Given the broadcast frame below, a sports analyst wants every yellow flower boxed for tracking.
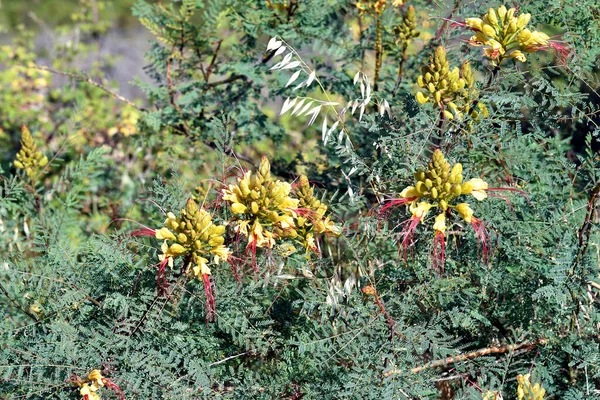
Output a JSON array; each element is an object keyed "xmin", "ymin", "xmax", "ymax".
[
  {"xmin": 399, "ymin": 186, "xmax": 418, "ymax": 198},
  {"xmin": 465, "ymin": 178, "xmax": 489, "ymax": 200},
  {"xmin": 517, "ymin": 374, "xmax": 546, "ymax": 400},
  {"xmin": 87, "ymin": 370, "xmax": 105, "ymax": 390},
  {"xmin": 410, "ymin": 201, "xmax": 433, "ymax": 219},
  {"xmin": 192, "ymin": 257, "xmax": 211, "ymax": 277},
  {"xmin": 456, "ymin": 203, "xmax": 474, "ymax": 223},
  {"xmin": 80, "ymin": 383, "xmax": 101, "ymax": 400},
  {"xmin": 464, "ymin": 6, "xmax": 552, "ymax": 64},
  {"xmin": 433, "ymin": 213, "xmax": 446, "ymax": 233}
]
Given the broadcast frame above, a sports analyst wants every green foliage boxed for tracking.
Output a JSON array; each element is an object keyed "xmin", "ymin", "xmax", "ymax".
[{"xmin": 1, "ymin": 1, "xmax": 600, "ymax": 399}]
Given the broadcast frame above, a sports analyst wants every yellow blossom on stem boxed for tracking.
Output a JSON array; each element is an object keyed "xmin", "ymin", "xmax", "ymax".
[
  {"xmin": 222, "ymin": 156, "xmax": 299, "ymax": 264},
  {"xmin": 13, "ymin": 125, "xmax": 48, "ymax": 182},
  {"xmin": 152, "ymin": 198, "xmax": 230, "ymax": 320},
  {"xmin": 382, "ymin": 149, "xmax": 518, "ymax": 270},
  {"xmin": 517, "ymin": 374, "xmax": 546, "ymax": 400},
  {"xmin": 286, "ymin": 174, "xmax": 341, "ymax": 253},
  {"xmin": 463, "ymin": 5, "xmax": 561, "ymax": 65}
]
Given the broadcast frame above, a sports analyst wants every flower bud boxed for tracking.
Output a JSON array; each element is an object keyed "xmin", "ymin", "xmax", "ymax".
[
  {"xmin": 486, "ymin": 8, "xmax": 498, "ymax": 26},
  {"xmin": 156, "ymin": 227, "xmax": 176, "ymax": 241},
  {"xmin": 231, "ymin": 203, "xmax": 248, "ymax": 214},
  {"xmin": 416, "ymin": 92, "xmax": 429, "ymax": 104}
]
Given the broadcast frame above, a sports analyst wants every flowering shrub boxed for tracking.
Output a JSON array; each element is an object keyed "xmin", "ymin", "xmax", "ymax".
[{"xmin": 1, "ymin": 1, "xmax": 599, "ymax": 399}]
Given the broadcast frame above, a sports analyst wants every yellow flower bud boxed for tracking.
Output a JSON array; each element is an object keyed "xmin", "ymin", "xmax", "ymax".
[
  {"xmin": 465, "ymin": 17, "xmax": 484, "ymax": 31},
  {"xmin": 517, "ymin": 13, "xmax": 531, "ymax": 29},
  {"xmin": 169, "ymin": 243, "xmax": 186, "ymax": 256},
  {"xmin": 497, "ymin": 5, "xmax": 507, "ymax": 21},
  {"xmin": 400, "ymin": 186, "xmax": 418, "ymax": 198},
  {"xmin": 482, "ymin": 24, "xmax": 496, "ymax": 38},
  {"xmin": 416, "ymin": 92, "xmax": 429, "ymax": 104},
  {"xmin": 231, "ymin": 202, "xmax": 248, "ymax": 214},
  {"xmin": 156, "ymin": 227, "xmax": 176, "ymax": 241}
]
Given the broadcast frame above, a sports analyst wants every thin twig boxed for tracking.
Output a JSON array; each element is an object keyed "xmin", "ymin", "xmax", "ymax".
[
  {"xmin": 205, "ymin": 40, "xmax": 223, "ymax": 81},
  {"xmin": 0, "ymin": 282, "xmax": 38, "ymax": 322},
  {"xmin": 29, "ymin": 64, "xmax": 140, "ymax": 110},
  {"xmin": 208, "ymin": 351, "xmax": 251, "ymax": 367},
  {"xmin": 385, "ymin": 339, "xmax": 548, "ymax": 376}
]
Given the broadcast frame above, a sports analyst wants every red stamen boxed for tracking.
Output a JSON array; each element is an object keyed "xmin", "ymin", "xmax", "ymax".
[
  {"xmin": 432, "ymin": 231, "xmax": 445, "ymax": 275},
  {"xmin": 487, "ymin": 187, "xmax": 529, "ymax": 199},
  {"xmin": 202, "ymin": 273, "xmax": 216, "ymax": 322},
  {"xmin": 246, "ymin": 237, "xmax": 259, "ymax": 274},
  {"xmin": 470, "ymin": 218, "xmax": 490, "ymax": 263},
  {"xmin": 129, "ymin": 228, "xmax": 156, "ymax": 237},
  {"xmin": 103, "ymin": 379, "xmax": 125, "ymax": 400},
  {"xmin": 398, "ymin": 216, "xmax": 421, "ymax": 258},
  {"xmin": 157, "ymin": 258, "xmax": 170, "ymax": 296},
  {"xmin": 378, "ymin": 198, "xmax": 417, "ymax": 229}
]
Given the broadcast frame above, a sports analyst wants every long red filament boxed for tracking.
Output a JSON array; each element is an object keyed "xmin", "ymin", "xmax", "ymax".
[
  {"xmin": 471, "ymin": 218, "xmax": 490, "ymax": 264},
  {"xmin": 432, "ymin": 231, "xmax": 445, "ymax": 275},
  {"xmin": 202, "ymin": 273, "xmax": 216, "ymax": 322}
]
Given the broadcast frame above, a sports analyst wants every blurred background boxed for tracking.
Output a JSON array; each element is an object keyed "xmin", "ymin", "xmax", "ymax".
[{"xmin": 0, "ymin": 0, "xmax": 149, "ymax": 99}]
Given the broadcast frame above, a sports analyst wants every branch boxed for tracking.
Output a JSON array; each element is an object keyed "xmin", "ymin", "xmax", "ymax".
[
  {"xmin": 384, "ymin": 339, "xmax": 548, "ymax": 376},
  {"xmin": 0, "ymin": 282, "xmax": 38, "ymax": 322},
  {"xmin": 205, "ymin": 40, "xmax": 223, "ymax": 81},
  {"xmin": 205, "ymin": 74, "xmax": 247, "ymax": 88},
  {"xmin": 29, "ymin": 64, "xmax": 141, "ymax": 110},
  {"xmin": 573, "ymin": 183, "xmax": 600, "ymax": 272}
]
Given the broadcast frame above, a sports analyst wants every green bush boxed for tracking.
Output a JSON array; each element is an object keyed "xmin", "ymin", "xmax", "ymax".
[{"xmin": 1, "ymin": 1, "xmax": 599, "ymax": 399}]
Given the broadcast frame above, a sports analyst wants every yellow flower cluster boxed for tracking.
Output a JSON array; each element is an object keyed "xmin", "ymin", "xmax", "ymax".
[
  {"xmin": 386, "ymin": 149, "xmax": 491, "ymax": 271},
  {"xmin": 465, "ymin": 5, "xmax": 550, "ymax": 64},
  {"xmin": 73, "ymin": 370, "xmax": 117, "ymax": 400},
  {"xmin": 155, "ymin": 198, "xmax": 230, "ymax": 279},
  {"xmin": 356, "ymin": 0, "xmax": 402, "ymax": 15},
  {"xmin": 517, "ymin": 374, "xmax": 546, "ymax": 400},
  {"xmin": 222, "ymin": 156, "xmax": 298, "ymax": 250},
  {"xmin": 13, "ymin": 125, "xmax": 48, "ymax": 181},
  {"xmin": 107, "ymin": 106, "xmax": 140, "ymax": 137},
  {"xmin": 222, "ymin": 157, "xmax": 340, "ymax": 256},
  {"xmin": 416, "ymin": 46, "xmax": 489, "ymax": 123},
  {"xmin": 399, "ymin": 149, "xmax": 488, "ymax": 225},
  {"xmin": 394, "ymin": 5, "xmax": 420, "ymax": 44},
  {"xmin": 288, "ymin": 175, "xmax": 341, "ymax": 252}
]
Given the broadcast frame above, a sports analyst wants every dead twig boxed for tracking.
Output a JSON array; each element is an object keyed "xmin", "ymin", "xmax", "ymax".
[{"xmin": 384, "ymin": 339, "xmax": 548, "ymax": 376}]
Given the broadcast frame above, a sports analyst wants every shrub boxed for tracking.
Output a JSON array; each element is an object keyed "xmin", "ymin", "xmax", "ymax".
[{"xmin": 1, "ymin": 1, "xmax": 599, "ymax": 399}]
